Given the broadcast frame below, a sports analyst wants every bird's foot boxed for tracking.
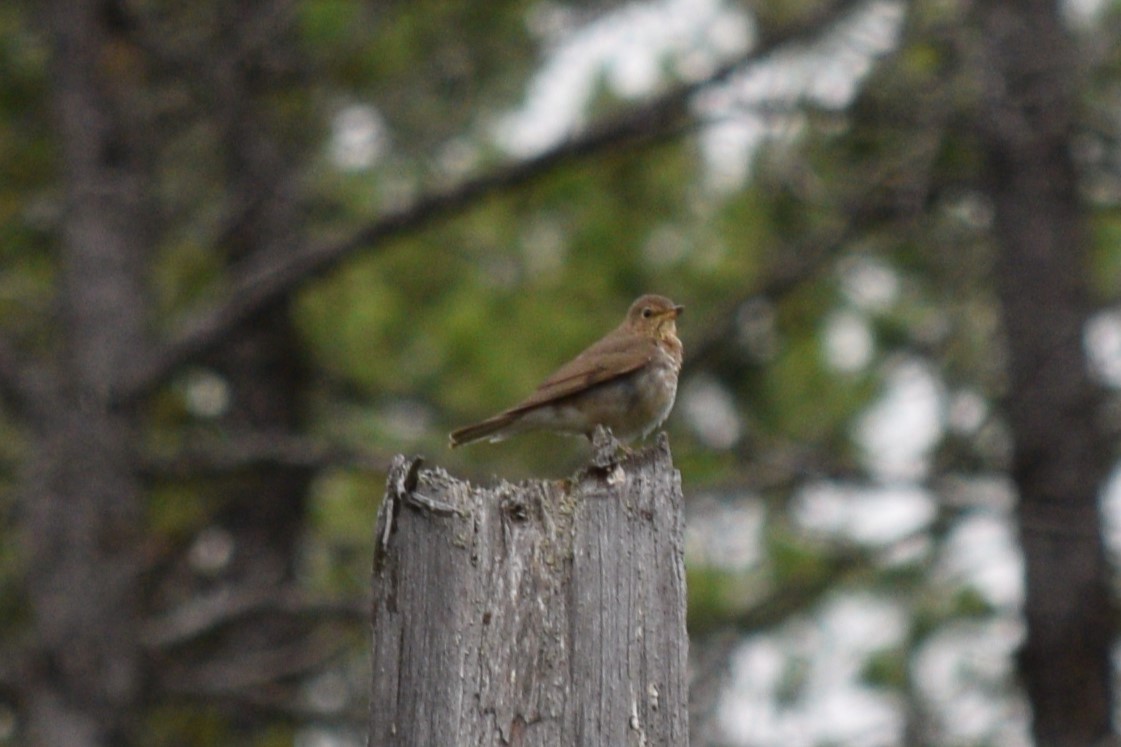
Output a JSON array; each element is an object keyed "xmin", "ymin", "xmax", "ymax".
[{"xmin": 590, "ymin": 425, "xmax": 627, "ymax": 469}]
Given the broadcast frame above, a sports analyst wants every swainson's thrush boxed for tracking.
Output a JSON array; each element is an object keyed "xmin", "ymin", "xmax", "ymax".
[{"xmin": 449, "ymin": 294, "xmax": 684, "ymax": 447}]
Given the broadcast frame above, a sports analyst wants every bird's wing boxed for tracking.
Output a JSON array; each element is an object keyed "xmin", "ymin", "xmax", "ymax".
[{"xmin": 503, "ymin": 328, "xmax": 654, "ymax": 415}]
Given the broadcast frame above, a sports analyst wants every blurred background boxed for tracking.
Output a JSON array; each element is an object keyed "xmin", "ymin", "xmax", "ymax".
[{"xmin": 3, "ymin": 0, "xmax": 1121, "ymax": 745}]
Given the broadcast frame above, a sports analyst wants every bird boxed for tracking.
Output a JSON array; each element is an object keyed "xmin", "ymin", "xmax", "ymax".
[{"xmin": 449, "ymin": 294, "xmax": 684, "ymax": 447}]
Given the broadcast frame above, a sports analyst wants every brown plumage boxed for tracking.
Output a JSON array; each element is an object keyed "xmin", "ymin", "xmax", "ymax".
[{"xmin": 449, "ymin": 294, "xmax": 684, "ymax": 447}]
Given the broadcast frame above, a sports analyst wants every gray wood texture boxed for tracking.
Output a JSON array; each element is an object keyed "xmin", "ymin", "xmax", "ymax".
[{"xmin": 369, "ymin": 435, "xmax": 688, "ymax": 746}]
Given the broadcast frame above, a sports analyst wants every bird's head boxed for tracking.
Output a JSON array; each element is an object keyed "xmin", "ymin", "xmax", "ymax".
[{"xmin": 627, "ymin": 294, "xmax": 684, "ymax": 339}]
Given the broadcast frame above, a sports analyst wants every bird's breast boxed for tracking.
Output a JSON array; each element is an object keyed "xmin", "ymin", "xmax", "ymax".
[
  {"xmin": 515, "ymin": 340, "xmax": 681, "ymax": 441},
  {"xmin": 635, "ymin": 344, "xmax": 680, "ymax": 433}
]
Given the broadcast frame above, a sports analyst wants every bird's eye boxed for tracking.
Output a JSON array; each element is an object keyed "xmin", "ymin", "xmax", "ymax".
[{"xmin": 642, "ymin": 307, "xmax": 653, "ymax": 318}]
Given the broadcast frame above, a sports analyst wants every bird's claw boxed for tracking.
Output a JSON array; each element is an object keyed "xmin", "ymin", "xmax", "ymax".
[{"xmin": 590, "ymin": 425, "xmax": 625, "ymax": 469}]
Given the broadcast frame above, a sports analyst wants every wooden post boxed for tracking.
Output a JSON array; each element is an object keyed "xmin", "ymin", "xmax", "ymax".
[{"xmin": 369, "ymin": 433, "xmax": 688, "ymax": 746}]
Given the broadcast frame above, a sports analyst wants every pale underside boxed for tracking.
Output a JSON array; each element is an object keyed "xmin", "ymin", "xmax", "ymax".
[
  {"xmin": 449, "ymin": 299, "xmax": 683, "ymax": 447},
  {"xmin": 486, "ymin": 344, "xmax": 680, "ymax": 443}
]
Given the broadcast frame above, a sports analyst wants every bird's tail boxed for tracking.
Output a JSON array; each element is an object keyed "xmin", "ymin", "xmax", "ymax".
[{"xmin": 448, "ymin": 413, "xmax": 519, "ymax": 448}]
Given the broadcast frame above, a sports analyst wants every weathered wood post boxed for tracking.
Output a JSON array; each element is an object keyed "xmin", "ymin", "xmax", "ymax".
[{"xmin": 369, "ymin": 433, "xmax": 688, "ymax": 746}]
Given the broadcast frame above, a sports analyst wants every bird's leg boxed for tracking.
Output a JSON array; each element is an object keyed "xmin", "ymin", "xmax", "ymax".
[{"xmin": 589, "ymin": 425, "xmax": 627, "ymax": 469}]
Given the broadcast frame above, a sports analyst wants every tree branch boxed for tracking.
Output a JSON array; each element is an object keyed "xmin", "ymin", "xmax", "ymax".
[
  {"xmin": 141, "ymin": 430, "xmax": 393, "ymax": 478},
  {"xmin": 686, "ymin": 216, "xmax": 857, "ymax": 369},
  {"xmin": 0, "ymin": 336, "xmax": 54, "ymax": 418},
  {"xmin": 161, "ymin": 684, "xmax": 367, "ymax": 727},
  {"xmin": 113, "ymin": 0, "xmax": 873, "ymax": 405},
  {"xmin": 142, "ymin": 585, "xmax": 366, "ymax": 650},
  {"xmin": 169, "ymin": 634, "xmax": 350, "ymax": 691},
  {"xmin": 0, "ymin": 336, "xmax": 26, "ymax": 401},
  {"xmin": 0, "ymin": 644, "xmax": 22, "ymax": 702}
]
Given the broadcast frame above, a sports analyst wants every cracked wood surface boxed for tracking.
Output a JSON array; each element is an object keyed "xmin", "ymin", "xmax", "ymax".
[{"xmin": 369, "ymin": 437, "xmax": 688, "ymax": 746}]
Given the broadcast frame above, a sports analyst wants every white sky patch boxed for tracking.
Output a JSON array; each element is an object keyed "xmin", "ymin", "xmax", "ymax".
[
  {"xmin": 181, "ymin": 367, "xmax": 231, "ymax": 419},
  {"xmin": 839, "ymin": 255, "xmax": 900, "ymax": 312},
  {"xmin": 1084, "ymin": 308, "xmax": 1121, "ymax": 387},
  {"xmin": 188, "ymin": 526, "xmax": 235, "ymax": 575},
  {"xmin": 496, "ymin": 0, "xmax": 750, "ymax": 157},
  {"xmin": 936, "ymin": 513, "xmax": 1024, "ymax": 611},
  {"xmin": 911, "ymin": 619, "xmax": 1028, "ymax": 747},
  {"xmin": 1063, "ymin": 0, "xmax": 1110, "ymax": 26},
  {"xmin": 856, "ymin": 359, "xmax": 944, "ymax": 481},
  {"xmin": 715, "ymin": 10, "xmax": 890, "ymax": 112},
  {"xmin": 791, "ymin": 482, "xmax": 936, "ymax": 546},
  {"xmin": 496, "ymin": 0, "xmax": 903, "ymax": 187},
  {"xmin": 946, "ymin": 388, "xmax": 989, "ymax": 435},
  {"xmin": 682, "ymin": 374, "xmax": 743, "ymax": 449},
  {"xmin": 1095, "ymin": 464, "xmax": 1121, "ymax": 570},
  {"xmin": 686, "ymin": 498, "xmax": 765, "ymax": 571},
  {"xmin": 823, "ymin": 309, "xmax": 874, "ymax": 373},
  {"xmin": 719, "ymin": 594, "xmax": 906, "ymax": 747},
  {"xmin": 693, "ymin": 1, "xmax": 904, "ymax": 189},
  {"xmin": 329, "ymin": 103, "xmax": 388, "ymax": 171},
  {"xmin": 690, "ymin": 103, "xmax": 771, "ymax": 190}
]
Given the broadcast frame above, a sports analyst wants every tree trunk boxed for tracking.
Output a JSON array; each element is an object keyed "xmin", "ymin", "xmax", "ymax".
[
  {"xmin": 24, "ymin": 2, "xmax": 151, "ymax": 744},
  {"xmin": 369, "ymin": 437, "xmax": 689, "ymax": 746},
  {"xmin": 975, "ymin": 2, "xmax": 1115, "ymax": 744}
]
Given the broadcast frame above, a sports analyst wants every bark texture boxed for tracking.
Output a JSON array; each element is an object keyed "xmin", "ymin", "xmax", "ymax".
[
  {"xmin": 975, "ymin": 2, "xmax": 1115, "ymax": 744},
  {"xmin": 369, "ymin": 436, "xmax": 688, "ymax": 746},
  {"xmin": 25, "ymin": 3, "xmax": 149, "ymax": 744}
]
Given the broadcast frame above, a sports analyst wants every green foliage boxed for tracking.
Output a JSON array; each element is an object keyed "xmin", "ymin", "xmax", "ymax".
[
  {"xmin": 0, "ymin": 5, "xmax": 54, "ymax": 344},
  {"xmin": 862, "ymin": 647, "xmax": 907, "ymax": 689},
  {"xmin": 300, "ymin": 0, "xmax": 539, "ymax": 153},
  {"xmin": 1091, "ymin": 209, "xmax": 1121, "ymax": 297},
  {"xmin": 7, "ymin": 0, "xmax": 1121, "ymax": 743},
  {"xmin": 143, "ymin": 706, "xmax": 295, "ymax": 747},
  {"xmin": 304, "ymin": 469, "xmax": 379, "ymax": 592},
  {"xmin": 687, "ymin": 564, "xmax": 767, "ymax": 633},
  {"xmin": 148, "ymin": 483, "xmax": 211, "ymax": 539}
]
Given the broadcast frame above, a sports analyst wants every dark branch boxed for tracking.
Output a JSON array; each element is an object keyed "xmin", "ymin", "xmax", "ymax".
[
  {"xmin": 115, "ymin": 101, "xmax": 691, "ymax": 404},
  {"xmin": 141, "ymin": 430, "xmax": 393, "ymax": 478},
  {"xmin": 685, "ymin": 217, "xmax": 855, "ymax": 369},
  {"xmin": 0, "ymin": 336, "xmax": 25, "ymax": 401},
  {"xmin": 687, "ymin": 544, "xmax": 881, "ymax": 637},
  {"xmin": 0, "ymin": 336, "xmax": 54, "ymax": 418},
  {"xmin": 0, "ymin": 645, "xmax": 22, "ymax": 702},
  {"xmin": 686, "ymin": 163, "xmax": 930, "ymax": 370},
  {"xmin": 142, "ymin": 585, "xmax": 366, "ymax": 650},
  {"xmin": 169, "ymin": 635, "xmax": 349, "ymax": 690},
  {"xmin": 113, "ymin": 0, "xmax": 873, "ymax": 404},
  {"xmin": 161, "ymin": 683, "xmax": 367, "ymax": 728}
]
